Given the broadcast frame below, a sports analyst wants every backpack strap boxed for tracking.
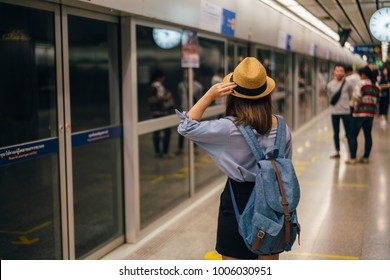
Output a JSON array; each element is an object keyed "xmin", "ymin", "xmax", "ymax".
[
  {"xmin": 274, "ymin": 115, "xmax": 287, "ymax": 158},
  {"xmin": 271, "ymin": 159, "xmax": 291, "ymax": 245},
  {"xmin": 228, "ymin": 179, "xmax": 241, "ymax": 220},
  {"xmin": 237, "ymin": 125, "xmax": 265, "ymax": 161}
]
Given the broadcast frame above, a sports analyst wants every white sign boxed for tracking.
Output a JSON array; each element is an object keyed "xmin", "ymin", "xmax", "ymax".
[{"xmin": 199, "ymin": 0, "xmax": 222, "ymax": 34}]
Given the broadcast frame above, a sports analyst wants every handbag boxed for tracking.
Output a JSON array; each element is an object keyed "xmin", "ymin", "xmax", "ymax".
[{"xmin": 330, "ymin": 79, "xmax": 346, "ymax": 105}]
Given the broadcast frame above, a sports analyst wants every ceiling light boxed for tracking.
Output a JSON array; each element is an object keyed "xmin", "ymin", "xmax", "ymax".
[{"xmin": 259, "ymin": 0, "xmax": 343, "ymax": 45}]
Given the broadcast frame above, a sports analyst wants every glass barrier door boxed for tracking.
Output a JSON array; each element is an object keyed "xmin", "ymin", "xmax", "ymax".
[
  {"xmin": 62, "ymin": 10, "xmax": 123, "ymax": 259},
  {"xmin": 0, "ymin": 2, "xmax": 124, "ymax": 260},
  {"xmin": 0, "ymin": 2, "xmax": 62, "ymax": 259}
]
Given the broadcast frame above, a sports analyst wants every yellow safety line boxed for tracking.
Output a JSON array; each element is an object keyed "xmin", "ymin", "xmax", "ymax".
[
  {"xmin": 294, "ymin": 161, "xmax": 309, "ymax": 165},
  {"xmin": 150, "ymin": 176, "xmax": 164, "ymax": 184},
  {"xmin": 284, "ymin": 251, "xmax": 359, "ymax": 260},
  {"xmin": 200, "ymin": 156, "xmax": 212, "ymax": 163},
  {"xmin": 11, "ymin": 236, "xmax": 40, "ymax": 245},
  {"xmin": 168, "ymin": 173, "xmax": 186, "ymax": 179},
  {"xmin": 0, "ymin": 221, "xmax": 52, "ymax": 235},
  {"xmin": 295, "ymin": 166, "xmax": 306, "ymax": 171},
  {"xmin": 204, "ymin": 251, "xmax": 222, "ymax": 260}
]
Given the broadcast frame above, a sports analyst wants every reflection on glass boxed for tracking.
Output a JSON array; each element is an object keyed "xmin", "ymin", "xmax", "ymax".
[
  {"xmin": 68, "ymin": 16, "xmax": 120, "ymax": 132},
  {"xmin": 0, "ymin": 155, "xmax": 62, "ymax": 259},
  {"xmin": 0, "ymin": 3, "xmax": 57, "ymax": 147},
  {"xmin": 194, "ymin": 116, "xmax": 224, "ymax": 192},
  {"xmin": 68, "ymin": 15, "xmax": 123, "ymax": 259},
  {"xmin": 136, "ymin": 25, "xmax": 181, "ymax": 122},
  {"xmin": 227, "ymin": 43, "xmax": 235, "ymax": 73},
  {"xmin": 237, "ymin": 45, "xmax": 247, "ymax": 66},
  {"xmin": 227, "ymin": 43, "xmax": 248, "ymax": 73},
  {"xmin": 72, "ymin": 139, "xmax": 123, "ymax": 258},
  {"xmin": 0, "ymin": 3, "xmax": 61, "ymax": 260},
  {"xmin": 198, "ymin": 37, "xmax": 225, "ymax": 96},
  {"xmin": 139, "ymin": 129, "xmax": 190, "ymax": 228},
  {"xmin": 297, "ymin": 55, "xmax": 314, "ymax": 127},
  {"xmin": 317, "ymin": 59, "xmax": 330, "ymax": 113},
  {"xmin": 257, "ymin": 48, "xmax": 292, "ymax": 127}
]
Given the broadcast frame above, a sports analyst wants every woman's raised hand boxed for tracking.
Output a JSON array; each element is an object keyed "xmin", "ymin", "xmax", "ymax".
[{"xmin": 205, "ymin": 82, "xmax": 236, "ymax": 100}]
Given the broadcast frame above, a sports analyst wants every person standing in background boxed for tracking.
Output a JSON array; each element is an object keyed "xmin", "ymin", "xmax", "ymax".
[
  {"xmin": 378, "ymin": 65, "xmax": 390, "ymax": 127},
  {"xmin": 147, "ymin": 69, "xmax": 174, "ymax": 158},
  {"xmin": 346, "ymin": 66, "xmax": 380, "ymax": 165},
  {"xmin": 345, "ymin": 65, "xmax": 360, "ymax": 86},
  {"xmin": 326, "ymin": 64, "xmax": 354, "ymax": 159},
  {"xmin": 345, "ymin": 65, "xmax": 360, "ymax": 116}
]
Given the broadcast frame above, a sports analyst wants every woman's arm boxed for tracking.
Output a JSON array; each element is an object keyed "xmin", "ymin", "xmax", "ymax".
[
  {"xmin": 380, "ymin": 82, "xmax": 390, "ymax": 90},
  {"xmin": 187, "ymin": 82, "xmax": 236, "ymax": 120}
]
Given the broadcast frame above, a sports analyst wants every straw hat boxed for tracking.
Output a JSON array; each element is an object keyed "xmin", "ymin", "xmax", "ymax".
[{"xmin": 223, "ymin": 57, "xmax": 275, "ymax": 99}]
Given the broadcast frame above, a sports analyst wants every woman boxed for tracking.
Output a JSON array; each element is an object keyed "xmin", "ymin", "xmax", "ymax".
[
  {"xmin": 379, "ymin": 66, "xmax": 390, "ymax": 127},
  {"xmin": 177, "ymin": 57, "xmax": 292, "ymax": 260}
]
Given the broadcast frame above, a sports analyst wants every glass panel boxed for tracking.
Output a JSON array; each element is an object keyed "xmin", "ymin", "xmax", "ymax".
[
  {"xmin": 136, "ymin": 25, "xmax": 181, "ymax": 122},
  {"xmin": 0, "ymin": 3, "xmax": 61, "ymax": 260},
  {"xmin": 227, "ymin": 43, "xmax": 248, "ymax": 74},
  {"xmin": 72, "ymin": 139, "xmax": 123, "ymax": 258},
  {"xmin": 0, "ymin": 155, "xmax": 61, "ymax": 260},
  {"xmin": 67, "ymin": 15, "xmax": 123, "ymax": 259},
  {"xmin": 236, "ymin": 45, "xmax": 247, "ymax": 66},
  {"xmin": 256, "ymin": 48, "xmax": 293, "ymax": 127},
  {"xmin": 317, "ymin": 59, "xmax": 330, "ymax": 113},
  {"xmin": 0, "ymin": 3, "xmax": 57, "ymax": 147},
  {"xmin": 198, "ymin": 37, "xmax": 225, "ymax": 96},
  {"xmin": 227, "ymin": 43, "xmax": 234, "ymax": 73},
  {"xmin": 68, "ymin": 16, "xmax": 120, "ymax": 131},
  {"xmin": 139, "ymin": 128, "xmax": 190, "ymax": 228},
  {"xmin": 194, "ymin": 37, "xmax": 225, "ymax": 191},
  {"xmin": 194, "ymin": 118, "xmax": 224, "ymax": 192},
  {"xmin": 297, "ymin": 55, "xmax": 314, "ymax": 127}
]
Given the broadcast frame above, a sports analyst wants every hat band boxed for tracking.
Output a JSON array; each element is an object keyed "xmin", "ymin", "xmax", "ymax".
[{"xmin": 230, "ymin": 75, "xmax": 267, "ymax": 96}]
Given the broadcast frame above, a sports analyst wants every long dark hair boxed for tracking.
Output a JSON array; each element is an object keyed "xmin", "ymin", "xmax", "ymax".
[
  {"xmin": 224, "ymin": 94, "xmax": 273, "ymax": 134},
  {"xmin": 381, "ymin": 66, "xmax": 389, "ymax": 81}
]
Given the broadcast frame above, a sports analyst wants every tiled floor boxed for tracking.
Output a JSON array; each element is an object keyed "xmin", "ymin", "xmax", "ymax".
[{"xmin": 104, "ymin": 111, "xmax": 390, "ymax": 260}]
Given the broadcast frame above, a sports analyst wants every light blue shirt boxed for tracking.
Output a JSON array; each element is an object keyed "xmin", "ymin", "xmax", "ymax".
[{"xmin": 176, "ymin": 110, "xmax": 292, "ymax": 182}]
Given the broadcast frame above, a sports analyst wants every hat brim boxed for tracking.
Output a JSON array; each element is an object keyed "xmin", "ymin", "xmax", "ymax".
[{"xmin": 223, "ymin": 72, "xmax": 275, "ymax": 99}]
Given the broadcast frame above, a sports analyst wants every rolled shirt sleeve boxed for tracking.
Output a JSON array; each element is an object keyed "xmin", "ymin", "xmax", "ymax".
[{"xmin": 176, "ymin": 110, "xmax": 230, "ymax": 160}]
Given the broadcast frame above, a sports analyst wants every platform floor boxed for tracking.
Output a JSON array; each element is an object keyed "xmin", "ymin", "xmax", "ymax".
[{"xmin": 105, "ymin": 111, "xmax": 390, "ymax": 260}]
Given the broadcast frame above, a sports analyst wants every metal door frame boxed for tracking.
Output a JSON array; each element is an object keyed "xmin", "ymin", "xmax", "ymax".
[
  {"xmin": 61, "ymin": 5, "xmax": 122, "ymax": 260},
  {"xmin": 1, "ymin": 0, "xmax": 124, "ymax": 259},
  {"xmin": 0, "ymin": 0, "xmax": 69, "ymax": 259}
]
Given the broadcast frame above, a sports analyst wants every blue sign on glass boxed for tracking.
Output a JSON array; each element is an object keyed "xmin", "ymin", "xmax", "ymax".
[
  {"xmin": 0, "ymin": 138, "xmax": 59, "ymax": 166},
  {"xmin": 72, "ymin": 126, "xmax": 122, "ymax": 148},
  {"xmin": 221, "ymin": 9, "xmax": 236, "ymax": 36}
]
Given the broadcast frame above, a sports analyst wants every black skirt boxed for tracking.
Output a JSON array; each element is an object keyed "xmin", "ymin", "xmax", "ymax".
[{"xmin": 215, "ymin": 179, "xmax": 258, "ymax": 259}]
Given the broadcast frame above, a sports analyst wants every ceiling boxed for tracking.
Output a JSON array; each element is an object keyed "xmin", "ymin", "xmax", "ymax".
[{"xmin": 293, "ymin": 0, "xmax": 389, "ymax": 47}]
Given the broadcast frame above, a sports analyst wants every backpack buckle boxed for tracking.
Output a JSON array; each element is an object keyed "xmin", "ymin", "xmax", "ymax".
[{"xmin": 257, "ymin": 230, "xmax": 265, "ymax": 239}]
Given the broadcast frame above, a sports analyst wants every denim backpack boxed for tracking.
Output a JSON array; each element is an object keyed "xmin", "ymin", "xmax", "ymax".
[{"xmin": 229, "ymin": 115, "xmax": 301, "ymax": 255}]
